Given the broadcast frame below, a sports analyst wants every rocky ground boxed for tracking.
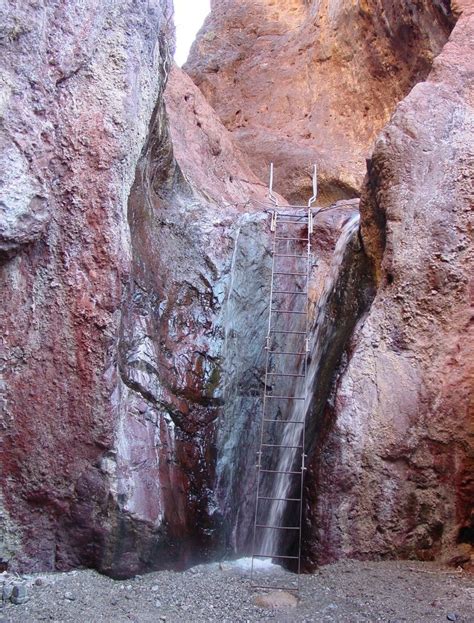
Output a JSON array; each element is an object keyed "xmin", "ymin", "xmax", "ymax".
[{"xmin": 0, "ymin": 559, "xmax": 472, "ymax": 623}]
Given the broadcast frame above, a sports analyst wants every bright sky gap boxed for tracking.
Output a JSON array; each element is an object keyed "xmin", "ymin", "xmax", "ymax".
[{"xmin": 174, "ymin": 0, "xmax": 211, "ymax": 66}]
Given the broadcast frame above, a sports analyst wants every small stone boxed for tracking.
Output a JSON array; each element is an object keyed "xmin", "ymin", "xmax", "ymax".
[
  {"xmin": 2, "ymin": 584, "xmax": 13, "ymax": 602},
  {"xmin": 155, "ymin": 599, "xmax": 162, "ymax": 608},
  {"xmin": 64, "ymin": 591, "xmax": 76, "ymax": 601},
  {"xmin": 11, "ymin": 584, "xmax": 28, "ymax": 605},
  {"xmin": 447, "ymin": 614, "xmax": 458, "ymax": 622},
  {"xmin": 160, "ymin": 617, "xmax": 166, "ymax": 622},
  {"xmin": 35, "ymin": 577, "xmax": 45, "ymax": 587},
  {"xmin": 254, "ymin": 591, "xmax": 298, "ymax": 609},
  {"xmin": 151, "ymin": 585, "xmax": 159, "ymax": 591}
]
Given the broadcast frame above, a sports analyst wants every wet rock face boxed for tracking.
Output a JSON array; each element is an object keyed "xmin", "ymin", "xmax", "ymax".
[
  {"xmin": 215, "ymin": 200, "xmax": 376, "ymax": 558},
  {"xmin": 1, "ymin": 0, "xmax": 471, "ymax": 579},
  {"xmin": 185, "ymin": 0, "xmax": 454, "ymax": 204},
  {"xmin": 0, "ymin": 0, "xmax": 175, "ymax": 572},
  {"xmin": 0, "ymin": 0, "xmax": 269, "ymax": 573},
  {"xmin": 106, "ymin": 65, "xmax": 270, "ymax": 577},
  {"xmin": 302, "ymin": 5, "xmax": 474, "ymax": 568}
]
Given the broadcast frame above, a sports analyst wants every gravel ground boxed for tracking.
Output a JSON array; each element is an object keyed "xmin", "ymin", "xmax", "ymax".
[{"xmin": 0, "ymin": 559, "xmax": 472, "ymax": 623}]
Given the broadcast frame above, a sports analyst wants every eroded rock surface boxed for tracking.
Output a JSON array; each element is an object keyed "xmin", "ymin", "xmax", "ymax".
[
  {"xmin": 0, "ymin": 0, "xmax": 176, "ymax": 573},
  {"xmin": 108, "ymin": 65, "xmax": 270, "ymax": 576},
  {"xmin": 303, "ymin": 3, "xmax": 474, "ymax": 569},
  {"xmin": 185, "ymin": 0, "xmax": 455, "ymax": 203},
  {"xmin": 0, "ymin": 0, "xmax": 472, "ymax": 579},
  {"xmin": 218, "ymin": 202, "xmax": 375, "ymax": 556},
  {"xmin": 0, "ymin": 0, "xmax": 272, "ymax": 571}
]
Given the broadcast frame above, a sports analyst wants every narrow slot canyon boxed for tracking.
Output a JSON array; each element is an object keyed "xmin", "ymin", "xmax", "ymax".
[{"xmin": 0, "ymin": 0, "xmax": 472, "ymax": 621}]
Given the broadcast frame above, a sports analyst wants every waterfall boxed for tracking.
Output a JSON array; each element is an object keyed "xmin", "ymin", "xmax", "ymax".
[{"xmin": 259, "ymin": 212, "xmax": 360, "ymax": 556}]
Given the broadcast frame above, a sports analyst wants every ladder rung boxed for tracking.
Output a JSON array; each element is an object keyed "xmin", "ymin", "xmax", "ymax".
[
  {"xmin": 265, "ymin": 395, "xmax": 305, "ymax": 400},
  {"xmin": 258, "ymin": 496, "xmax": 301, "ymax": 502},
  {"xmin": 252, "ymin": 554, "xmax": 300, "ymax": 560},
  {"xmin": 256, "ymin": 524, "xmax": 300, "ymax": 531},
  {"xmin": 272, "ymin": 290, "xmax": 307, "ymax": 295},
  {"xmin": 275, "ymin": 237, "xmax": 306, "ymax": 241},
  {"xmin": 275, "ymin": 213, "xmax": 308, "ymax": 219},
  {"xmin": 263, "ymin": 419, "xmax": 305, "ymax": 424},
  {"xmin": 274, "ymin": 254, "xmax": 307, "ymax": 258},
  {"xmin": 259, "ymin": 469, "xmax": 302, "ymax": 475},
  {"xmin": 276, "ymin": 220, "xmax": 307, "ymax": 224},
  {"xmin": 261, "ymin": 443, "xmax": 303, "ymax": 449},
  {"xmin": 271, "ymin": 309, "xmax": 306, "ymax": 315},
  {"xmin": 268, "ymin": 350, "xmax": 306, "ymax": 355},
  {"xmin": 273, "ymin": 271, "xmax": 307, "ymax": 275},
  {"xmin": 267, "ymin": 372, "xmax": 305, "ymax": 378},
  {"xmin": 270, "ymin": 329, "xmax": 306, "ymax": 335}
]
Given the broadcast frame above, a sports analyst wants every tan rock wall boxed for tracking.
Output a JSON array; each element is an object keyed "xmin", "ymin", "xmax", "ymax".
[{"xmin": 186, "ymin": 0, "xmax": 454, "ymax": 204}]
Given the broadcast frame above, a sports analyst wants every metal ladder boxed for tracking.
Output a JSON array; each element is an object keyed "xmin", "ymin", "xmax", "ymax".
[{"xmin": 250, "ymin": 165, "xmax": 316, "ymax": 593}]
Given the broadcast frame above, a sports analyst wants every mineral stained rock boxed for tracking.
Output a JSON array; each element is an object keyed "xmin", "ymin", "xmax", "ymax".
[
  {"xmin": 303, "ymin": 2, "xmax": 474, "ymax": 568},
  {"xmin": 0, "ymin": 0, "xmax": 472, "ymax": 578},
  {"xmin": 109, "ymin": 64, "xmax": 270, "ymax": 577},
  {"xmin": 185, "ymin": 0, "xmax": 455, "ymax": 204},
  {"xmin": 0, "ymin": 0, "xmax": 270, "ymax": 573},
  {"xmin": 218, "ymin": 201, "xmax": 375, "ymax": 556},
  {"xmin": 0, "ymin": 0, "xmax": 175, "ymax": 572}
]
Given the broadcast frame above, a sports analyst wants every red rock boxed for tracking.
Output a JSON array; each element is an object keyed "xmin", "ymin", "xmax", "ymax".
[
  {"xmin": 1, "ymin": 0, "xmax": 472, "ymax": 579},
  {"xmin": 302, "ymin": 2, "xmax": 474, "ymax": 569},
  {"xmin": 185, "ymin": 0, "xmax": 455, "ymax": 204},
  {"xmin": 0, "ymin": 4, "xmax": 269, "ymax": 572},
  {"xmin": 0, "ymin": 0, "xmax": 175, "ymax": 573}
]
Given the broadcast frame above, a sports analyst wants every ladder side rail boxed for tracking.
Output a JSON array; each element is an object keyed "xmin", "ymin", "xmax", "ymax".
[{"xmin": 296, "ymin": 208, "xmax": 312, "ymax": 590}]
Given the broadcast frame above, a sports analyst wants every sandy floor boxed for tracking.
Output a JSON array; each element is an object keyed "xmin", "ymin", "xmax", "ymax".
[{"xmin": 0, "ymin": 559, "xmax": 472, "ymax": 623}]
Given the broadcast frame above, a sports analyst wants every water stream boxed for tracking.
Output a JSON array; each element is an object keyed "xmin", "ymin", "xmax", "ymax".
[{"xmin": 259, "ymin": 212, "xmax": 360, "ymax": 556}]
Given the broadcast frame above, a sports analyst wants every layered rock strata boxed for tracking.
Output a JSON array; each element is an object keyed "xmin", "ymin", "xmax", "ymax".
[{"xmin": 185, "ymin": 0, "xmax": 455, "ymax": 204}]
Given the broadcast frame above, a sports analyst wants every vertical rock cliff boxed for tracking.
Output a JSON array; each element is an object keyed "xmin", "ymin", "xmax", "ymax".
[
  {"xmin": 0, "ymin": 0, "xmax": 174, "ymax": 572},
  {"xmin": 1, "ymin": 0, "xmax": 472, "ymax": 577},
  {"xmin": 109, "ymin": 65, "xmax": 270, "ymax": 576},
  {"xmin": 303, "ymin": 2, "xmax": 474, "ymax": 568},
  {"xmin": 185, "ymin": 0, "xmax": 455, "ymax": 203}
]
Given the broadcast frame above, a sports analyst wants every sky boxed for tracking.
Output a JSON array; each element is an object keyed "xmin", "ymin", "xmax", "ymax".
[{"xmin": 174, "ymin": 0, "xmax": 211, "ymax": 66}]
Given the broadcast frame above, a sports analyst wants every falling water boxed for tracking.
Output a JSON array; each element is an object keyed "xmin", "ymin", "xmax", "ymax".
[{"xmin": 259, "ymin": 212, "xmax": 360, "ymax": 555}]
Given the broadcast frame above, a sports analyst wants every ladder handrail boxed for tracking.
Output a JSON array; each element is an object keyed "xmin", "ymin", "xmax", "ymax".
[
  {"xmin": 268, "ymin": 162, "xmax": 279, "ymax": 206},
  {"xmin": 307, "ymin": 164, "xmax": 318, "ymax": 208}
]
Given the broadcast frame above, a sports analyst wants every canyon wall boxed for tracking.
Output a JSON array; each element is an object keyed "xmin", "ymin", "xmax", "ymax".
[
  {"xmin": 1, "ymin": 0, "xmax": 472, "ymax": 577},
  {"xmin": 0, "ymin": 0, "xmax": 268, "ymax": 576},
  {"xmin": 110, "ymin": 64, "xmax": 271, "ymax": 576},
  {"xmin": 303, "ymin": 2, "xmax": 474, "ymax": 568},
  {"xmin": 186, "ymin": 0, "xmax": 455, "ymax": 204},
  {"xmin": 0, "ymin": 0, "xmax": 174, "ymax": 573},
  {"xmin": 186, "ymin": 0, "xmax": 472, "ymax": 570}
]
